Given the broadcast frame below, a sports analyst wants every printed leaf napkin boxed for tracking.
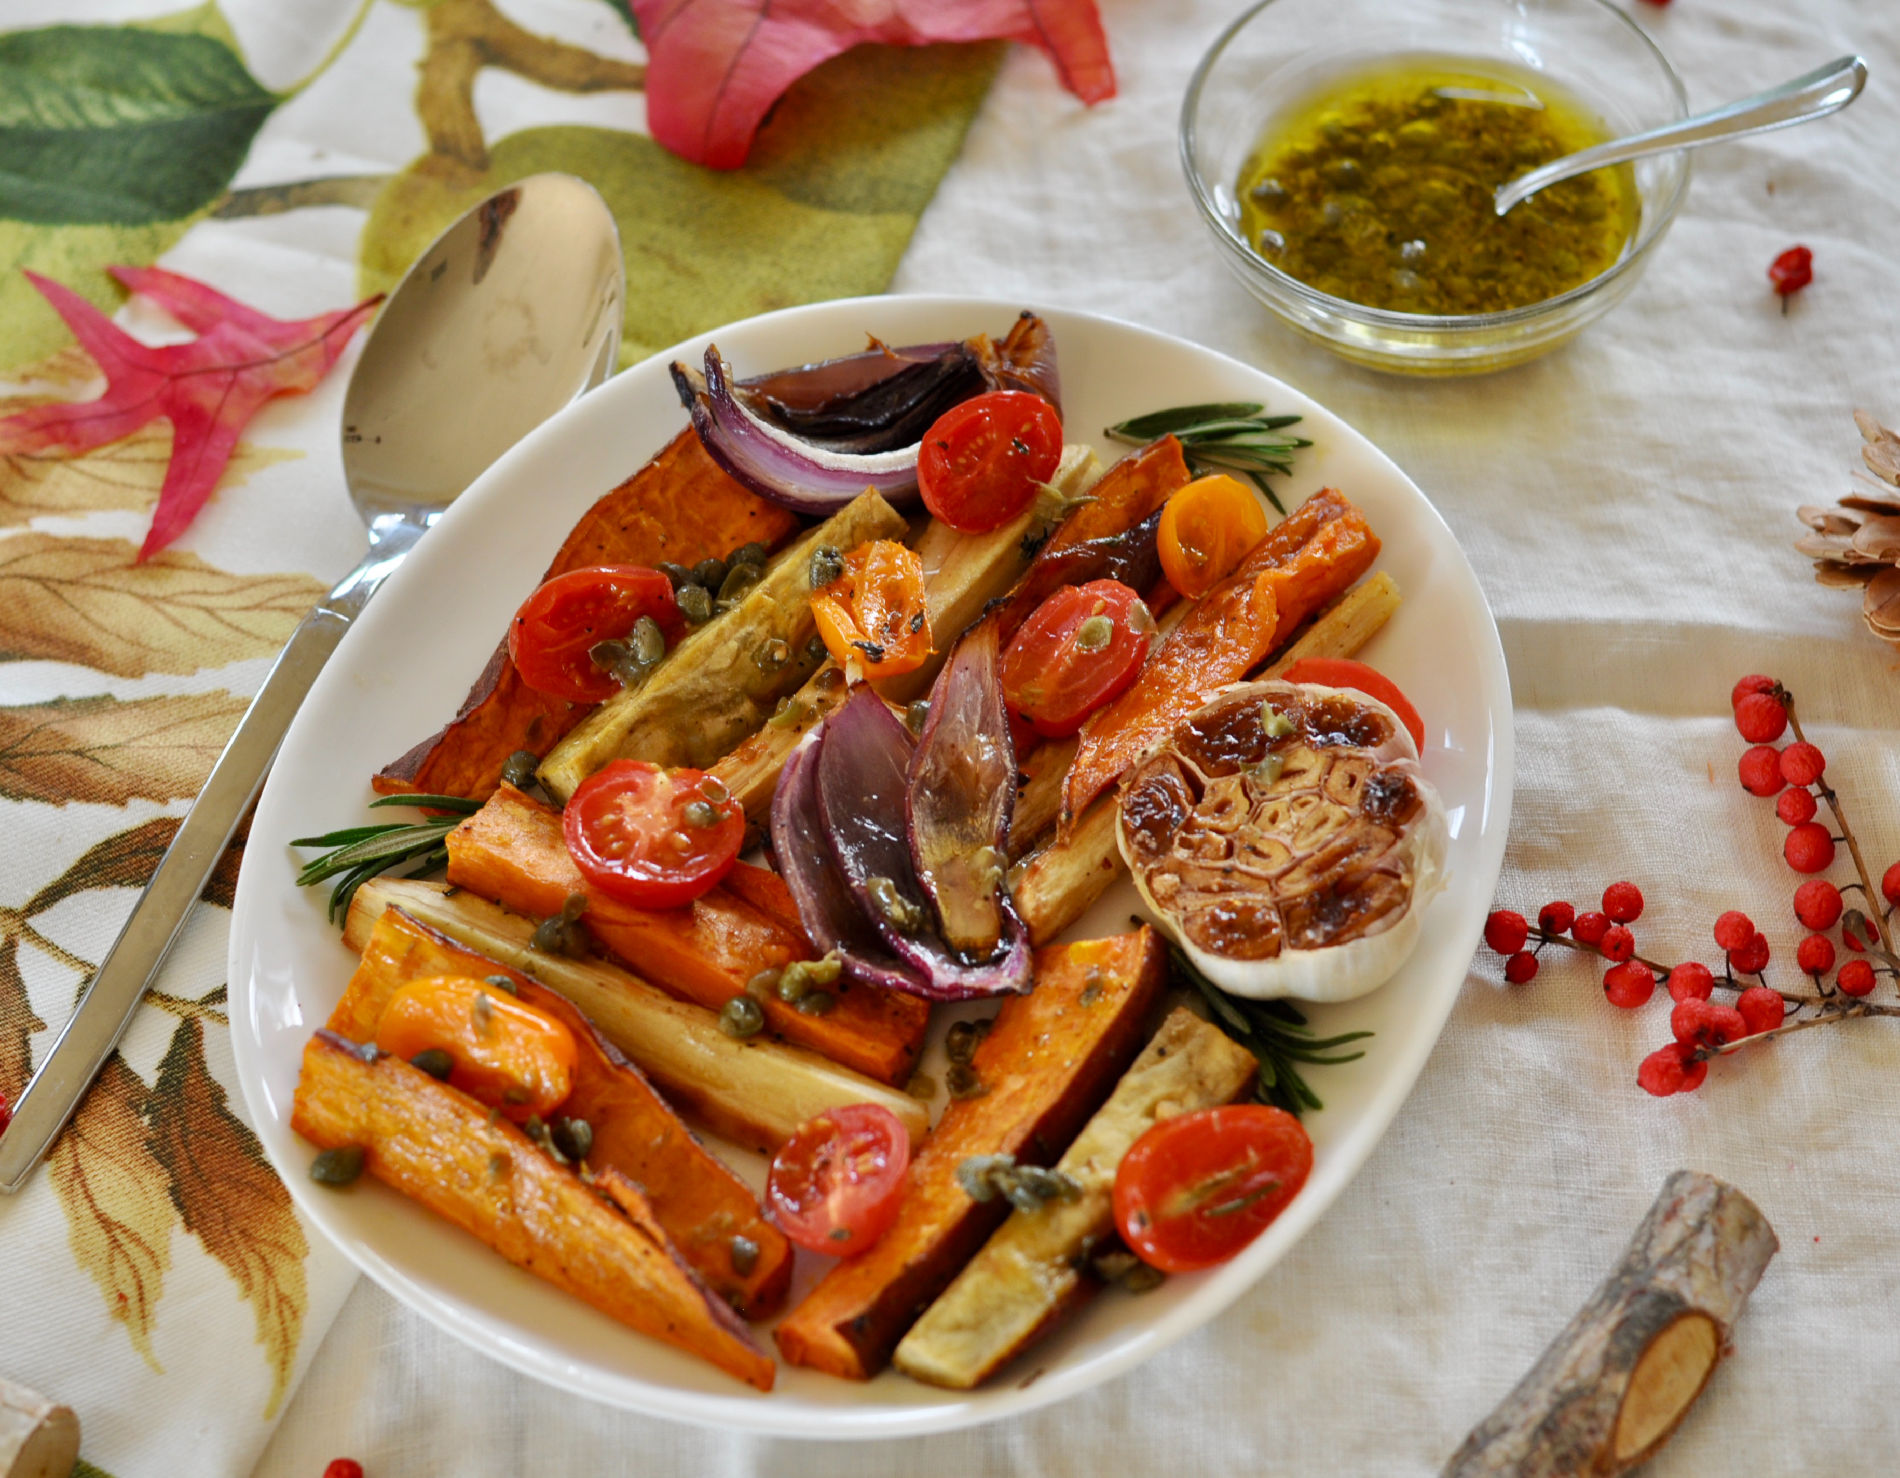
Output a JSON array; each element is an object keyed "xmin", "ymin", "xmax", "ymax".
[{"xmin": 0, "ymin": 2, "xmax": 998, "ymax": 1472}]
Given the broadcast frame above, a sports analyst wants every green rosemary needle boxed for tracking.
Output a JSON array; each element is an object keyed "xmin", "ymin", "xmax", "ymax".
[
  {"xmin": 1105, "ymin": 401, "xmax": 1311, "ymax": 515},
  {"xmin": 291, "ymin": 792, "xmax": 483, "ymax": 925}
]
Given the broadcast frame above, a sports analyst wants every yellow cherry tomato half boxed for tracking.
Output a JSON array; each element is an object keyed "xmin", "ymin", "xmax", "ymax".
[
  {"xmin": 374, "ymin": 974, "xmax": 578, "ymax": 1122},
  {"xmin": 810, "ymin": 539, "xmax": 932, "ymax": 680},
  {"xmin": 1157, "ymin": 474, "xmax": 1272, "ymax": 599}
]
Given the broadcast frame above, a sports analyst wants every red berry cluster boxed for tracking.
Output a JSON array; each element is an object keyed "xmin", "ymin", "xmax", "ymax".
[
  {"xmin": 322, "ymin": 1460, "xmax": 364, "ymax": 1478},
  {"xmin": 1479, "ymin": 676, "xmax": 1900, "ymax": 1098}
]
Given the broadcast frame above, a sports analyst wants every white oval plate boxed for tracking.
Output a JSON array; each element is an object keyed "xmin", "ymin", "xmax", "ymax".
[{"xmin": 230, "ymin": 296, "xmax": 1511, "ymax": 1439}]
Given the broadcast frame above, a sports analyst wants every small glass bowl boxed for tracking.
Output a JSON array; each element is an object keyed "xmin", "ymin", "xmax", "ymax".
[{"xmin": 1181, "ymin": 0, "xmax": 1689, "ymax": 375}]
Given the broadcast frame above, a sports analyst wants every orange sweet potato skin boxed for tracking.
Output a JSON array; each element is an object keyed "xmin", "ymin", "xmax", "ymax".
[
  {"xmin": 328, "ymin": 906, "xmax": 792, "ymax": 1317},
  {"xmin": 291, "ymin": 1033, "xmax": 775, "ymax": 1391},
  {"xmin": 445, "ymin": 785, "xmax": 930, "ymax": 1087},
  {"xmin": 773, "ymin": 927, "xmax": 1168, "ymax": 1380},
  {"xmin": 1061, "ymin": 487, "xmax": 1379, "ymax": 827},
  {"xmin": 375, "ymin": 429, "xmax": 800, "ymax": 801}
]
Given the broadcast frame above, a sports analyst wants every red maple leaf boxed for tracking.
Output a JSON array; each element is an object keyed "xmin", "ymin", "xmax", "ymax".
[
  {"xmin": 634, "ymin": 0, "xmax": 1116, "ymax": 170},
  {"xmin": 0, "ymin": 267, "xmax": 380, "ymax": 559}
]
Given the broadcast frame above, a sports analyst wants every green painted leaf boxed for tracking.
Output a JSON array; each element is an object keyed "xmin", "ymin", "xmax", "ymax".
[
  {"xmin": 0, "ymin": 25, "xmax": 276, "ymax": 226},
  {"xmin": 358, "ymin": 42, "xmax": 1000, "ymax": 367}
]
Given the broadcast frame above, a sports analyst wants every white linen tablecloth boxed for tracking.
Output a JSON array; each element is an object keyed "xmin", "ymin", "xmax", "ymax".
[{"xmin": 251, "ymin": 0, "xmax": 1900, "ymax": 1472}]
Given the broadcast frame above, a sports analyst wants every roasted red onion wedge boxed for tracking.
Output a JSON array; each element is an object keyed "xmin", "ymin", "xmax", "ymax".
[
  {"xmin": 736, "ymin": 340, "xmax": 982, "ymax": 454},
  {"xmin": 1118, "ymin": 680, "xmax": 1447, "ymax": 1002},
  {"xmin": 815, "ymin": 686, "xmax": 1029, "ymax": 1000},
  {"xmin": 768, "ymin": 740, "xmax": 926, "ymax": 995},
  {"xmin": 907, "ymin": 622, "xmax": 1017, "ymax": 958}
]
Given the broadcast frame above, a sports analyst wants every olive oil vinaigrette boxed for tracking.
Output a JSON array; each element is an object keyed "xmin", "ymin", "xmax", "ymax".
[{"xmin": 1237, "ymin": 57, "xmax": 1639, "ymax": 316}]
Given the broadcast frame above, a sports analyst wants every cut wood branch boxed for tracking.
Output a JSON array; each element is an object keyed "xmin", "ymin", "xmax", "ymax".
[
  {"xmin": 0, "ymin": 1375, "xmax": 78, "ymax": 1478},
  {"xmin": 1442, "ymin": 1171, "xmax": 1777, "ymax": 1478}
]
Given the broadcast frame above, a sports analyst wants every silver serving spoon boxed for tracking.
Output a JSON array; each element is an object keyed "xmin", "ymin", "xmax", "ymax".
[
  {"xmin": 0, "ymin": 173, "xmax": 623, "ymax": 1192},
  {"xmin": 1494, "ymin": 55, "xmax": 1867, "ymax": 216}
]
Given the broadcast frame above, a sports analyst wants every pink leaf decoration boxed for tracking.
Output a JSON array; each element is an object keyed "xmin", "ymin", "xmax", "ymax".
[
  {"xmin": 634, "ymin": 0, "xmax": 1116, "ymax": 170},
  {"xmin": 0, "ymin": 269, "xmax": 380, "ymax": 559}
]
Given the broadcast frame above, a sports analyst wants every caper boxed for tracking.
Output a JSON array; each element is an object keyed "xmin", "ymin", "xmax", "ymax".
[
  {"xmin": 692, "ymin": 557, "xmax": 728, "ymax": 590},
  {"xmin": 754, "ymin": 637, "xmax": 790, "ymax": 671},
  {"xmin": 698, "ymin": 775, "xmax": 731, "ymax": 804},
  {"xmin": 905, "ymin": 699, "xmax": 931, "ymax": 735},
  {"xmin": 1250, "ymin": 175, "xmax": 1288, "ymax": 205},
  {"xmin": 944, "ymin": 1016, "xmax": 992, "ymax": 1066},
  {"xmin": 718, "ymin": 562, "xmax": 761, "ymax": 604},
  {"xmin": 906, "ymin": 1070, "xmax": 938, "ymax": 1100},
  {"xmin": 746, "ymin": 968, "xmax": 782, "ymax": 999},
  {"xmin": 532, "ymin": 892, "xmax": 590, "ymax": 957},
  {"xmin": 629, "ymin": 614, "xmax": 667, "ymax": 665},
  {"xmin": 775, "ymin": 967, "xmax": 811, "ymax": 1004},
  {"xmin": 482, "ymin": 973, "xmax": 517, "ymax": 996},
  {"xmin": 552, "ymin": 1116, "xmax": 594, "ymax": 1161},
  {"xmin": 409, "ymin": 1047, "xmax": 454, "ymax": 1080},
  {"xmin": 500, "ymin": 750, "xmax": 540, "ymax": 791},
  {"xmin": 310, "ymin": 1145, "xmax": 365, "ymax": 1186},
  {"xmin": 808, "ymin": 545, "xmax": 845, "ymax": 589},
  {"xmin": 471, "ymin": 991, "xmax": 495, "ymax": 1035},
  {"xmin": 1092, "ymin": 1247, "xmax": 1165, "ymax": 1293},
  {"xmin": 1260, "ymin": 705, "xmax": 1297, "ymax": 740},
  {"xmin": 1250, "ymin": 752, "xmax": 1287, "ymax": 788},
  {"xmin": 1256, "ymin": 228, "xmax": 1287, "ymax": 258},
  {"xmin": 657, "ymin": 561, "xmax": 694, "ymax": 590},
  {"xmin": 730, "ymin": 1234, "xmax": 761, "ymax": 1276},
  {"xmin": 794, "ymin": 989, "xmax": 835, "ymax": 1015},
  {"xmin": 866, "ymin": 875, "xmax": 924, "ymax": 933},
  {"xmin": 719, "ymin": 995, "xmax": 765, "ymax": 1038},
  {"xmin": 1074, "ymin": 614, "xmax": 1114, "ymax": 653},
  {"xmin": 804, "ymin": 634, "xmax": 830, "ymax": 664},
  {"xmin": 676, "ymin": 583, "xmax": 713, "ymax": 625},
  {"xmin": 1399, "ymin": 237, "xmax": 1428, "ymax": 263},
  {"xmin": 813, "ymin": 665, "xmax": 845, "ymax": 693},
  {"xmin": 767, "ymin": 697, "xmax": 807, "ymax": 730},
  {"xmin": 946, "ymin": 1062, "xmax": 987, "ymax": 1100},
  {"xmin": 728, "ymin": 541, "xmax": 767, "ymax": 569}
]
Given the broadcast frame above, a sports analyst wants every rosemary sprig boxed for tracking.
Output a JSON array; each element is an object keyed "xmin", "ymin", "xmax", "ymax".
[
  {"xmin": 1105, "ymin": 402, "xmax": 1311, "ymax": 515},
  {"xmin": 291, "ymin": 792, "xmax": 482, "ymax": 925},
  {"xmin": 1168, "ymin": 944, "xmax": 1372, "ymax": 1117}
]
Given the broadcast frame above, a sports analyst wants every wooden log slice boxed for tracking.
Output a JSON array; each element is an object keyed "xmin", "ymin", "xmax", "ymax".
[{"xmin": 1443, "ymin": 1170, "xmax": 1778, "ymax": 1478}]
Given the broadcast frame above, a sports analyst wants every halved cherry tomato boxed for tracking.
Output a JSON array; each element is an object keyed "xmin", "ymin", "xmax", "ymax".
[
  {"xmin": 1000, "ymin": 579, "xmax": 1156, "ymax": 739},
  {"xmin": 374, "ymin": 974, "xmax": 578, "ymax": 1122},
  {"xmin": 810, "ymin": 538, "xmax": 933, "ymax": 680},
  {"xmin": 562, "ymin": 760, "xmax": 744, "ymax": 908},
  {"xmin": 1112, "ymin": 1104, "xmax": 1312, "ymax": 1273},
  {"xmin": 1277, "ymin": 656, "xmax": 1425, "ymax": 753},
  {"xmin": 917, "ymin": 390, "xmax": 1063, "ymax": 533},
  {"xmin": 508, "ymin": 566, "xmax": 682, "ymax": 705},
  {"xmin": 766, "ymin": 1103, "xmax": 912, "ymax": 1256},
  {"xmin": 1157, "ymin": 474, "xmax": 1272, "ymax": 599}
]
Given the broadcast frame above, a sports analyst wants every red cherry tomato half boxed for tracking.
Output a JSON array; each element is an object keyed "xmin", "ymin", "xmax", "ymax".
[
  {"xmin": 562, "ymin": 760, "xmax": 743, "ymax": 909},
  {"xmin": 1000, "ymin": 579, "xmax": 1156, "ymax": 739},
  {"xmin": 917, "ymin": 390, "xmax": 1063, "ymax": 533},
  {"xmin": 766, "ymin": 1103, "xmax": 912, "ymax": 1256},
  {"xmin": 1276, "ymin": 656, "xmax": 1426, "ymax": 753},
  {"xmin": 1112, "ymin": 1104, "xmax": 1313, "ymax": 1274},
  {"xmin": 508, "ymin": 566, "xmax": 681, "ymax": 705}
]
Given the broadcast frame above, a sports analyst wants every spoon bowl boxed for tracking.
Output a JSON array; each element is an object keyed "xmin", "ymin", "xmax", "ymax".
[{"xmin": 0, "ymin": 174, "xmax": 623, "ymax": 1194}]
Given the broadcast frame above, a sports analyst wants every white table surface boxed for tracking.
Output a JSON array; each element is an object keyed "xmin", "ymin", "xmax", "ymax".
[{"xmin": 254, "ymin": 0, "xmax": 1900, "ymax": 1472}]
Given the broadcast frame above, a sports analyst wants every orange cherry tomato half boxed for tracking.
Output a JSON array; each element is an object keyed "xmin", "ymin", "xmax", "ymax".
[
  {"xmin": 562, "ymin": 760, "xmax": 744, "ymax": 909},
  {"xmin": 1157, "ymin": 474, "xmax": 1272, "ymax": 599},
  {"xmin": 1000, "ymin": 579, "xmax": 1156, "ymax": 739},
  {"xmin": 374, "ymin": 974, "xmax": 578, "ymax": 1122},
  {"xmin": 508, "ymin": 566, "xmax": 682, "ymax": 705},
  {"xmin": 917, "ymin": 390, "xmax": 1063, "ymax": 533},
  {"xmin": 1112, "ymin": 1104, "xmax": 1313, "ymax": 1273},
  {"xmin": 766, "ymin": 1103, "xmax": 912, "ymax": 1256},
  {"xmin": 1276, "ymin": 656, "xmax": 1426, "ymax": 753},
  {"xmin": 810, "ymin": 538, "xmax": 933, "ymax": 680}
]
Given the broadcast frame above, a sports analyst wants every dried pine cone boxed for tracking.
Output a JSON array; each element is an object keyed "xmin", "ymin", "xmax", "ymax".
[{"xmin": 1794, "ymin": 410, "xmax": 1900, "ymax": 650}]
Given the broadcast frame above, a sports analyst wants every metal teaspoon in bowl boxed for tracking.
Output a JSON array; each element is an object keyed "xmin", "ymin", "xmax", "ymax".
[
  {"xmin": 0, "ymin": 173, "xmax": 624, "ymax": 1192},
  {"xmin": 1495, "ymin": 54, "xmax": 1867, "ymax": 216}
]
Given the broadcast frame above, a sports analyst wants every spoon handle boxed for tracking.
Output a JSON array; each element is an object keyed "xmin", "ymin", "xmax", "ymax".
[
  {"xmin": 0, "ymin": 524, "xmax": 423, "ymax": 1193},
  {"xmin": 1494, "ymin": 55, "xmax": 1867, "ymax": 216}
]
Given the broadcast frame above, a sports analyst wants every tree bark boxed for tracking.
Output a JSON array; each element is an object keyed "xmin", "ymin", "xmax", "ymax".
[
  {"xmin": 0, "ymin": 1376, "xmax": 78, "ymax": 1478},
  {"xmin": 1443, "ymin": 1171, "xmax": 1778, "ymax": 1478}
]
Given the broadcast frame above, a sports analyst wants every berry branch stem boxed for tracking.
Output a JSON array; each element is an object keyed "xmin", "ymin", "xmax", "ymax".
[
  {"xmin": 1706, "ymin": 999, "xmax": 1900, "ymax": 1057},
  {"xmin": 1531, "ymin": 928, "xmax": 1808, "ymax": 1006},
  {"xmin": 1787, "ymin": 705, "xmax": 1894, "ymax": 957}
]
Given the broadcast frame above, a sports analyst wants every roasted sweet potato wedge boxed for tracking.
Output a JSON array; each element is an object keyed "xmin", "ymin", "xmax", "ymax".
[
  {"xmin": 291, "ymin": 1032, "xmax": 776, "ymax": 1391},
  {"xmin": 1061, "ymin": 487, "xmax": 1380, "ymax": 830},
  {"xmin": 774, "ymin": 927, "xmax": 1168, "ymax": 1380},
  {"xmin": 446, "ymin": 784, "xmax": 931, "ymax": 1086},
  {"xmin": 375, "ymin": 429, "xmax": 798, "ymax": 802},
  {"xmin": 328, "ymin": 904, "xmax": 792, "ymax": 1316},
  {"xmin": 893, "ymin": 1007, "xmax": 1258, "ymax": 1388},
  {"xmin": 343, "ymin": 877, "xmax": 929, "ymax": 1154}
]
